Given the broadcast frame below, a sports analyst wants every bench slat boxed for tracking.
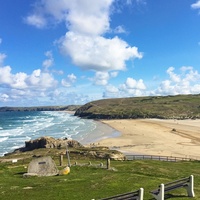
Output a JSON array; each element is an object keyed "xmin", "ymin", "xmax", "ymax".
[
  {"xmin": 164, "ymin": 177, "xmax": 188, "ymax": 186},
  {"xmin": 100, "ymin": 190, "xmax": 139, "ymax": 200},
  {"xmin": 165, "ymin": 183, "xmax": 187, "ymax": 191}
]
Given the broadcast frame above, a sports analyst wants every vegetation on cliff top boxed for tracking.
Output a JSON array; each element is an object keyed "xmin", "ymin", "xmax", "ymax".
[
  {"xmin": 75, "ymin": 94, "xmax": 200, "ymax": 119},
  {"xmin": 0, "ymin": 105, "xmax": 80, "ymax": 112}
]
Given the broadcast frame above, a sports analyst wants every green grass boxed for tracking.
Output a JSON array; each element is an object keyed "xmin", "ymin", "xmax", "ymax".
[
  {"xmin": 0, "ymin": 158, "xmax": 200, "ymax": 200},
  {"xmin": 75, "ymin": 94, "xmax": 200, "ymax": 119}
]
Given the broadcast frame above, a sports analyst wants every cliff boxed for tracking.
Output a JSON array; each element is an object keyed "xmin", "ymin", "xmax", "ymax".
[
  {"xmin": 75, "ymin": 94, "xmax": 200, "ymax": 119},
  {"xmin": 0, "ymin": 105, "xmax": 80, "ymax": 112}
]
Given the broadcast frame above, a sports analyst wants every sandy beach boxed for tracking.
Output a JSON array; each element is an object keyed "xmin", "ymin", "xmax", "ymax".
[{"xmin": 97, "ymin": 119, "xmax": 200, "ymax": 159}]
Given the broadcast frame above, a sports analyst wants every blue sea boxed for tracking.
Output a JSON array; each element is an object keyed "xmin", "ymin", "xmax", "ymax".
[{"xmin": 0, "ymin": 111, "xmax": 119, "ymax": 157}]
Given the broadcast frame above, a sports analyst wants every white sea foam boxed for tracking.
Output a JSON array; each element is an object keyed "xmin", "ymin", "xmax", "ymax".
[
  {"xmin": 0, "ymin": 132, "xmax": 11, "ymax": 137},
  {"xmin": 11, "ymin": 145, "xmax": 22, "ymax": 150},
  {"xmin": 0, "ymin": 137, "xmax": 8, "ymax": 142}
]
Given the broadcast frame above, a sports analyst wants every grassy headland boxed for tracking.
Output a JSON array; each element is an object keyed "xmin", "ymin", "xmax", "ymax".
[
  {"xmin": 75, "ymin": 94, "xmax": 200, "ymax": 119},
  {"xmin": 0, "ymin": 105, "xmax": 80, "ymax": 112}
]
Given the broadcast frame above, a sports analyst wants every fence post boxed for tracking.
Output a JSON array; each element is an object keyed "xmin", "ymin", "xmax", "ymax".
[
  {"xmin": 107, "ymin": 158, "xmax": 110, "ymax": 169},
  {"xmin": 60, "ymin": 154, "xmax": 63, "ymax": 166}
]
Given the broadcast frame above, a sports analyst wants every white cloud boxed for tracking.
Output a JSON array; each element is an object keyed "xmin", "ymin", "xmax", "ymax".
[
  {"xmin": 42, "ymin": 51, "xmax": 54, "ymax": 71},
  {"xmin": 26, "ymin": 0, "xmax": 143, "ymax": 72},
  {"xmin": 0, "ymin": 94, "xmax": 9, "ymax": 102},
  {"xmin": 0, "ymin": 61, "xmax": 58, "ymax": 104},
  {"xmin": 124, "ymin": 77, "xmax": 146, "ymax": 90},
  {"xmin": 25, "ymin": 0, "xmax": 113, "ymax": 34},
  {"xmin": 59, "ymin": 33, "xmax": 142, "ymax": 71},
  {"xmin": 103, "ymin": 84, "xmax": 119, "ymax": 98},
  {"xmin": 94, "ymin": 71, "xmax": 110, "ymax": 86},
  {"xmin": 106, "ymin": 84, "xmax": 119, "ymax": 93},
  {"xmin": 0, "ymin": 66, "xmax": 13, "ymax": 84},
  {"xmin": 191, "ymin": 1, "xmax": 200, "ymax": 9},
  {"xmin": 103, "ymin": 77, "xmax": 146, "ymax": 98},
  {"xmin": 110, "ymin": 71, "xmax": 118, "ymax": 77},
  {"xmin": 66, "ymin": 0, "xmax": 112, "ymax": 35},
  {"xmin": 166, "ymin": 67, "xmax": 180, "ymax": 83},
  {"xmin": 61, "ymin": 73, "xmax": 77, "ymax": 87},
  {"xmin": 152, "ymin": 66, "xmax": 200, "ymax": 95},
  {"xmin": 0, "ymin": 53, "xmax": 6, "ymax": 66},
  {"xmin": 25, "ymin": 14, "xmax": 47, "ymax": 28},
  {"xmin": 119, "ymin": 81, "xmax": 146, "ymax": 96},
  {"xmin": 26, "ymin": 69, "xmax": 57, "ymax": 89},
  {"xmin": 114, "ymin": 25, "xmax": 126, "ymax": 33}
]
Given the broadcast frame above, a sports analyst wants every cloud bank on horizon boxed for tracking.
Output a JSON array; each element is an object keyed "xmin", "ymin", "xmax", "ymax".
[{"xmin": 0, "ymin": 0, "xmax": 200, "ymax": 106}]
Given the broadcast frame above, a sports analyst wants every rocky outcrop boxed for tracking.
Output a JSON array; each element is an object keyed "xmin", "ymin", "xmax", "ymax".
[
  {"xmin": 7, "ymin": 137, "xmax": 125, "ymax": 161},
  {"xmin": 16, "ymin": 137, "xmax": 83, "ymax": 152},
  {"xmin": 71, "ymin": 147, "xmax": 126, "ymax": 161}
]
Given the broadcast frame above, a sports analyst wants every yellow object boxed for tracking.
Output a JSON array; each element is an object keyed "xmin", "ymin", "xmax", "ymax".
[{"xmin": 60, "ymin": 166, "xmax": 70, "ymax": 175}]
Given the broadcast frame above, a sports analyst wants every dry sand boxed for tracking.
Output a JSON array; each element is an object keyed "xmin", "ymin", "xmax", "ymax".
[{"xmin": 97, "ymin": 119, "xmax": 200, "ymax": 159}]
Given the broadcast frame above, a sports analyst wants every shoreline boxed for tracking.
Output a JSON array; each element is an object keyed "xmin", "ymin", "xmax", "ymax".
[
  {"xmin": 94, "ymin": 119, "xmax": 200, "ymax": 160},
  {"xmin": 80, "ymin": 120, "xmax": 121, "ymax": 146}
]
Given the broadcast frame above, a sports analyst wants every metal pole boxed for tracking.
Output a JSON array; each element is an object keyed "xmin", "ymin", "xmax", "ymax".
[{"xmin": 66, "ymin": 143, "xmax": 71, "ymax": 167}]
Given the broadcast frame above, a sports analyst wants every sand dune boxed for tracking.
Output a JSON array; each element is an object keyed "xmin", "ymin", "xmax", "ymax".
[{"xmin": 98, "ymin": 119, "xmax": 200, "ymax": 160}]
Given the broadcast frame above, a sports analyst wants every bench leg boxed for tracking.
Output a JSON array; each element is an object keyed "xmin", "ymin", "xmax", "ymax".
[
  {"xmin": 139, "ymin": 188, "xmax": 144, "ymax": 200},
  {"xmin": 185, "ymin": 175, "xmax": 195, "ymax": 197},
  {"xmin": 151, "ymin": 184, "xmax": 164, "ymax": 200}
]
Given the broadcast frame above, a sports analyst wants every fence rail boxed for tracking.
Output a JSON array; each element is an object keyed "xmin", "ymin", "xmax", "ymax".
[{"xmin": 125, "ymin": 154, "xmax": 200, "ymax": 162}]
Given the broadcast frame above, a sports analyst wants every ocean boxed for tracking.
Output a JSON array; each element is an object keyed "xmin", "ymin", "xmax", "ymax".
[{"xmin": 0, "ymin": 111, "xmax": 119, "ymax": 157}]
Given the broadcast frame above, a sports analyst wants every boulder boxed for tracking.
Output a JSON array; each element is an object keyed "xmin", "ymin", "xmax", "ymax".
[{"xmin": 23, "ymin": 156, "xmax": 59, "ymax": 177}]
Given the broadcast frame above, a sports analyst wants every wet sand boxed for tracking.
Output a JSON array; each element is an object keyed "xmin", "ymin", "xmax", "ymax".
[{"xmin": 96, "ymin": 119, "xmax": 200, "ymax": 159}]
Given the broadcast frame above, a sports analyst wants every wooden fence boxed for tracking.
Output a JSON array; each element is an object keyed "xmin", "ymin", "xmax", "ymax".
[{"xmin": 125, "ymin": 154, "xmax": 200, "ymax": 162}]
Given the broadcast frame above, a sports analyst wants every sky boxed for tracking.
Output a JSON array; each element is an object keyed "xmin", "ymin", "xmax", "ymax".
[{"xmin": 0, "ymin": 0, "xmax": 200, "ymax": 106}]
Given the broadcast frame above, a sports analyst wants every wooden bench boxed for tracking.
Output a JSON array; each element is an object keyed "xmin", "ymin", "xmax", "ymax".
[
  {"xmin": 150, "ymin": 175, "xmax": 195, "ymax": 200},
  {"xmin": 99, "ymin": 188, "xmax": 144, "ymax": 200}
]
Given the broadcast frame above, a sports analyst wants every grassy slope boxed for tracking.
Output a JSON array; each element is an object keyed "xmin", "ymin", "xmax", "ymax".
[
  {"xmin": 75, "ymin": 94, "xmax": 200, "ymax": 119},
  {"xmin": 0, "ymin": 155, "xmax": 200, "ymax": 200}
]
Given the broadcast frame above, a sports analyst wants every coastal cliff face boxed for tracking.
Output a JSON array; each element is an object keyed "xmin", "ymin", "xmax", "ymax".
[{"xmin": 75, "ymin": 94, "xmax": 200, "ymax": 119}]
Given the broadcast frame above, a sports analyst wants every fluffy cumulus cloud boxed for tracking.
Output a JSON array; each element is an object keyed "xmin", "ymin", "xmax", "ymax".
[
  {"xmin": 152, "ymin": 66, "xmax": 200, "ymax": 95},
  {"xmin": 25, "ymin": 0, "xmax": 143, "ymax": 73},
  {"xmin": 103, "ymin": 77, "xmax": 146, "ymax": 98},
  {"xmin": 59, "ymin": 33, "xmax": 142, "ymax": 71},
  {"xmin": 191, "ymin": 0, "xmax": 200, "ymax": 9},
  {"xmin": 103, "ymin": 65, "xmax": 200, "ymax": 98},
  {"xmin": 61, "ymin": 73, "xmax": 77, "ymax": 87},
  {"xmin": 26, "ymin": 0, "xmax": 113, "ymax": 33},
  {"xmin": 0, "ymin": 63, "xmax": 58, "ymax": 104},
  {"xmin": 119, "ymin": 78, "xmax": 146, "ymax": 96}
]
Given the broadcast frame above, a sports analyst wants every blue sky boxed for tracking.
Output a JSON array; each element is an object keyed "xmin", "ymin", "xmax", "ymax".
[{"xmin": 0, "ymin": 0, "xmax": 200, "ymax": 106}]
